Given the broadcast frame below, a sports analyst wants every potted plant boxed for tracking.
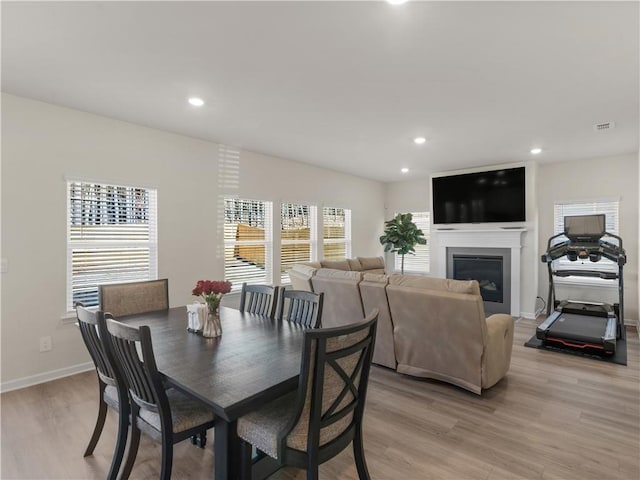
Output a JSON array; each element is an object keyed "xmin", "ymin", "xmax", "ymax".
[{"xmin": 379, "ymin": 213, "xmax": 427, "ymax": 274}]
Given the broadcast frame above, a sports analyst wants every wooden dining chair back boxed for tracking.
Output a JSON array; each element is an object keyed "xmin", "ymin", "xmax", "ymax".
[
  {"xmin": 237, "ymin": 309, "xmax": 379, "ymax": 480},
  {"xmin": 276, "ymin": 289, "xmax": 324, "ymax": 328},
  {"xmin": 76, "ymin": 304, "xmax": 129, "ymax": 480},
  {"xmin": 239, "ymin": 283, "xmax": 279, "ymax": 319},
  {"xmin": 104, "ymin": 317, "xmax": 215, "ymax": 480},
  {"xmin": 99, "ymin": 279, "xmax": 169, "ymax": 317}
]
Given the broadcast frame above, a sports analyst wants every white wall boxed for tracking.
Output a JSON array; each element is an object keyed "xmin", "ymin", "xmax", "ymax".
[
  {"xmin": 0, "ymin": 94, "xmax": 385, "ymax": 387},
  {"xmin": 537, "ymin": 154, "xmax": 639, "ymax": 323}
]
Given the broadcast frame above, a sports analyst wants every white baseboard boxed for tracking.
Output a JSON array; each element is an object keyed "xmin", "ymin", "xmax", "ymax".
[
  {"xmin": 0, "ymin": 361, "xmax": 94, "ymax": 394},
  {"xmin": 520, "ymin": 311, "xmax": 537, "ymax": 320}
]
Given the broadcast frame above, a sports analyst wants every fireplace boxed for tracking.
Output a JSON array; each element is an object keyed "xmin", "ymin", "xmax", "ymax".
[
  {"xmin": 447, "ymin": 247, "xmax": 511, "ymax": 315},
  {"xmin": 435, "ymin": 228, "xmax": 524, "ymax": 317}
]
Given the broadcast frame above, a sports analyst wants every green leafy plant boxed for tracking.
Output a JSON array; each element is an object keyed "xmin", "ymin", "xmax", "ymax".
[{"xmin": 379, "ymin": 213, "xmax": 427, "ymax": 274}]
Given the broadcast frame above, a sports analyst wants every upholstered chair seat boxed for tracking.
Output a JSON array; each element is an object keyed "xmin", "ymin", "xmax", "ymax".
[
  {"xmin": 138, "ymin": 389, "xmax": 215, "ymax": 437},
  {"xmin": 237, "ymin": 391, "xmax": 297, "ymax": 459}
]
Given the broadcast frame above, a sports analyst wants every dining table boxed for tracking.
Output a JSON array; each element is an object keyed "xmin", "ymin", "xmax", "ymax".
[{"xmin": 119, "ymin": 305, "xmax": 306, "ymax": 479}]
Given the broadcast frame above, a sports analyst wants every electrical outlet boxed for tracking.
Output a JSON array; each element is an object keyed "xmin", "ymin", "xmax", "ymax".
[{"xmin": 39, "ymin": 336, "xmax": 52, "ymax": 352}]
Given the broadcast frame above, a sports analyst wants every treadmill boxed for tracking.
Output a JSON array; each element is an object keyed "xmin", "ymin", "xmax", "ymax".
[{"xmin": 537, "ymin": 214, "xmax": 626, "ymax": 354}]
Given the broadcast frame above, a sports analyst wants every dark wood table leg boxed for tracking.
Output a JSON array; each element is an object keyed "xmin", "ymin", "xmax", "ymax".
[{"xmin": 215, "ymin": 419, "xmax": 240, "ymax": 479}]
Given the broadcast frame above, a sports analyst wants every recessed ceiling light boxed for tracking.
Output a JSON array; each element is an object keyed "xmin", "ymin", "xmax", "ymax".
[
  {"xmin": 413, "ymin": 137, "xmax": 426, "ymax": 145},
  {"xmin": 401, "ymin": 168, "xmax": 409, "ymax": 173},
  {"xmin": 530, "ymin": 148, "xmax": 542, "ymax": 155},
  {"xmin": 188, "ymin": 97, "xmax": 204, "ymax": 107},
  {"xmin": 387, "ymin": 0, "xmax": 408, "ymax": 4}
]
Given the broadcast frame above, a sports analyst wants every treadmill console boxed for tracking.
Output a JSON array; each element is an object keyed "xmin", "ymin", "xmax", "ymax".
[{"xmin": 564, "ymin": 214, "xmax": 605, "ymax": 243}]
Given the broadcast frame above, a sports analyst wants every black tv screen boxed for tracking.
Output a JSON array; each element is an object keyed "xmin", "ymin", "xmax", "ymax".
[{"xmin": 432, "ymin": 167, "xmax": 526, "ymax": 224}]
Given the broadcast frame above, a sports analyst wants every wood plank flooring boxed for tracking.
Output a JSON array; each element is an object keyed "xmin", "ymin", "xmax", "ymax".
[{"xmin": 2, "ymin": 318, "xmax": 638, "ymax": 479}]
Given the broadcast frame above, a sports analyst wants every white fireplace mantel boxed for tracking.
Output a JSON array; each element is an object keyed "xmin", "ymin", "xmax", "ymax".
[{"xmin": 433, "ymin": 227, "xmax": 526, "ymax": 316}]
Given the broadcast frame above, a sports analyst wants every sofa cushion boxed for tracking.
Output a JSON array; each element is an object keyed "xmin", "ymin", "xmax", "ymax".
[
  {"xmin": 357, "ymin": 256, "xmax": 385, "ymax": 271},
  {"xmin": 320, "ymin": 259, "xmax": 351, "ymax": 271},
  {"xmin": 315, "ymin": 268, "xmax": 362, "ymax": 281},
  {"xmin": 362, "ymin": 273, "xmax": 388, "ymax": 283},
  {"xmin": 388, "ymin": 274, "xmax": 480, "ymax": 296},
  {"xmin": 347, "ymin": 258, "xmax": 363, "ymax": 271}
]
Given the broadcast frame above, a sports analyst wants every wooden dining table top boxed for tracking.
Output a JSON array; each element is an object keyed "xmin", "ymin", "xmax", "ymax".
[{"xmin": 119, "ymin": 305, "xmax": 306, "ymax": 422}]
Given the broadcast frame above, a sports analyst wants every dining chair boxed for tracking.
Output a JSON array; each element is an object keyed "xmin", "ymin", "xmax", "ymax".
[
  {"xmin": 75, "ymin": 303, "xmax": 129, "ymax": 480},
  {"xmin": 276, "ymin": 289, "xmax": 324, "ymax": 328},
  {"xmin": 99, "ymin": 279, "xmax": 169, "ymax": 317},
  {"xmin": 102, "ymin": 315, "xmax": 216, "ymax": 480},
  {"xmin": 239, "ymin": 283, "xmax": 279, "ymax": 319},
  {"xmin": 237, "ymin": 309, "xmax": 379, "ymax": 480}
]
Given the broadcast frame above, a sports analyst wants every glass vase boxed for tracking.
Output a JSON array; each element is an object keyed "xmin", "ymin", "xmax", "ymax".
[{"xmin": 202, "ymin": 303, "xmax": 222, "ymax": 338}]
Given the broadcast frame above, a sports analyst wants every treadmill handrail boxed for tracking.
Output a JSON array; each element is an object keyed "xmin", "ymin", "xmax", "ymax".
[
  {"xmin": 551, "ymin": 270, "xmax": 619, "ymax": 280},
  {"xmin": 542, "ymin": 232, "xmax": 626, "ymax": 265}
]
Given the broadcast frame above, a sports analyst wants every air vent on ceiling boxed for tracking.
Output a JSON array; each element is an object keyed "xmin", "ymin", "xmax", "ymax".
[{"xmin": 593, "ymin": 121, "xmax": 615, "ymax": 132}]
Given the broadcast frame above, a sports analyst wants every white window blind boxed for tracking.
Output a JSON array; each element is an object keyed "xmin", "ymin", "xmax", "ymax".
[
  {"xmin": 281, "ymin": 203, "xmax": 317, "ymax": 284},
  {"xmin": 394, "ymin": 212, "xmax": 430, "ymax": 274},
  {"xmin": 224, "ymin": 198, "xmax": 273, "ymax": 290},
  {"xmin": 67, "ymin": 181, "xmax": 158, "ymax": 310},
  {"xmin": 323, "ymin": 207, "xmax": 351, "ymax": 260},
  {"xmin": 553, "ymin": 200, "xmax": 619, "ymax": 275}
]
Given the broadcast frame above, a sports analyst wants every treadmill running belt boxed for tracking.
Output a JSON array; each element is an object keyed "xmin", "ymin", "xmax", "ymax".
[{"xmin": 547, "ymin": 313, "xmax": 609, "ymax": 344}]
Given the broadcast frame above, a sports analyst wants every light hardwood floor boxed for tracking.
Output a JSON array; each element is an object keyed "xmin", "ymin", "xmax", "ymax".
[{"xmin": 1, "ymin": 318, "xmax": 639, "ymax": 480}]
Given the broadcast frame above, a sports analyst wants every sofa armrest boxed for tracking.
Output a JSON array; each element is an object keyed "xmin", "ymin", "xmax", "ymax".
[
  {"xmin": 288, "ymin": 264, "xmax": 317, "ymax": 291},
  {"xmin": 482, "ymin": 314, "xmax": 515, "ymax": 389}
]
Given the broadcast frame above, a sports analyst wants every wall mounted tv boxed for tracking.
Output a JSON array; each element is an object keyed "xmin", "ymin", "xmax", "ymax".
[{"xmin": 432, "ymin": 166, "xmax": 526, "ymax": 224}]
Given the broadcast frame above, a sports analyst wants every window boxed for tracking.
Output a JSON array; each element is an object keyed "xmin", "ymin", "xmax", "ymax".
[
  {"xmin": 323, "ymin": 207, "xmax": 351, "ymax": 260},
  {"xmin": 552, "ymin": 199, "xmax": 620, "ymax": 276},
  {"xmin": 394, "ymin": 212, "xmax": 431, "ymax": 274},
  {"xmin": 281, "ymin": 203, "xmax": 317, "ymax": 283},
  {"xmin": 224, "ymin": 198, "xmax": 273, "ymax": 290},
  {"xmin": 67, "ymin": 181, "xmax": 157, "ymax": 310}
]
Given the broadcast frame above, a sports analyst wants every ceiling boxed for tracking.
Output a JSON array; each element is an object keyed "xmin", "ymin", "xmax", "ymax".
[{"xmin": 2, "ymin": 1, "xmax": 638, "ymax": 182}]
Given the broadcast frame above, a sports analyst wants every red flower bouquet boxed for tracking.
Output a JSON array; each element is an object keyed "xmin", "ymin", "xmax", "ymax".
[{"xmin": 192, "ymin": 280, "xmax": 232, "ymax": 312}]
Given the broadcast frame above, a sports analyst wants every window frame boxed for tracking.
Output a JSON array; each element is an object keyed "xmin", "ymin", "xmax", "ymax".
[
  {"xmin": 280, "ymin": 202, "xmax": 317, "ymax": 284},
  {"xmin": 322, "ymin": 207, "xmax": 352, "ymax": 261},
  {"xmin": 223, "ymin": 197, "xmax": 273, "ymax": 292},
  {"xmin": 66, "ymin": 180, "xmax": 158, "ymax": 312}
]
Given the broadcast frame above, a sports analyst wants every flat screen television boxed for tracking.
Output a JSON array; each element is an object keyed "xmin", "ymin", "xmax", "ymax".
[{"xmin": 432, "ymin": 166, "xmax": 526, "ymax": 224}]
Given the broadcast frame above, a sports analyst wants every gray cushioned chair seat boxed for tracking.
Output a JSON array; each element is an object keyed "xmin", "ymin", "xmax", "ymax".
[
  {"xmin": 237, "ymin": 391, "xmax": 298, "ymax": 459},
  {"xmin": 139, "ymin": 388, "xmax": 215, "ymax": 434}
]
